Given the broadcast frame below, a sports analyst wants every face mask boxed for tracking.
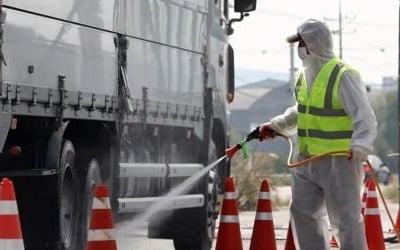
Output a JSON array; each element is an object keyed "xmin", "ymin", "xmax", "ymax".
[{"xmin": 297, "ymin": 46, "xmax": 308, "ymax": 60}]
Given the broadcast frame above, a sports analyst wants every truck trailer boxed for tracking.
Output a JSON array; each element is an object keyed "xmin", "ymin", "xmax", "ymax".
[{"xmin": 0, "ymin": 0, "xmax": 256, "ymax": 249}]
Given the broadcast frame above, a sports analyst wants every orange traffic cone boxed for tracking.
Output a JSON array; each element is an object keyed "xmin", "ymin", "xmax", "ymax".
[
  {"xmin": 284, "ymin": 221, "xmax": 296, "ymax": 250},
  {"xmin": 364, "ymin": 181, "xmax": 385, "ymax": 250},
  {"xmin": 215, "ymin": 177, "xmax": 243, "ymax": 250},
  {"xmin": 86, "ymin": 184, "xmax": 117, "ymax": 250},
  {"xmin": 392, "ymin": 180, "xmax": 400, "ymax": 233},
  {"xmin": 0, "ymin": 178, "xmax": 25, "ymax": 249},
  {"xmin": 394, "ymin": 207, "xmax": 400, "ymax": 233},
  {"xmin": 250, "ymin": 179, "xmax": 276, "ymax": 250},
  {"xmin": 361, "ymin": 179, "xmax": 369, "ymax": 216},
  {"xmin": 330, "ymin": 235, "xmax": 339, "ymax": 248}
]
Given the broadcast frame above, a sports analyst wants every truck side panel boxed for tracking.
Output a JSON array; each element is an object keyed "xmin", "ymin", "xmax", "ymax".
[
  {"xmin": 3, "ymin": 0, "xmax": 118, "ymax": 31},
  {"xmin": 126, "ymin": 38, "xmax": 204, "ymax": 107},
  {"xmin": 2, "ymin": 7, "xmax": 117, "ymax": 95},
  {"xmin": 126, "ymin": 0, "xmax": 207, "ymax": 53},
  {"xmin": 124, "ymin": 0, "xmax": 207, "ymax": 127}
]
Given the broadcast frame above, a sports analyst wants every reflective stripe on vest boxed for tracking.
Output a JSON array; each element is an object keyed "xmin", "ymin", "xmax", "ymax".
[
  {"xmin": 295, "ymin": 58, "xmax": 354, "ymax": 155},
  {"xmin": 297, "ymin": 129, "xmax": 352, "ymax": 139}
]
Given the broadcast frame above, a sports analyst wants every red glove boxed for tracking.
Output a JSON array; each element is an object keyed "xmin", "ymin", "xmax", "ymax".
[{"xmin": 259, "ymin": 122, "xmax": 277, "ymax": 141}]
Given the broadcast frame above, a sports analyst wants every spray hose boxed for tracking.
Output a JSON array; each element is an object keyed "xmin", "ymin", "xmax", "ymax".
[{"xmin": 225, "ymin": 128, "xmax": 400, "ymax": 244}]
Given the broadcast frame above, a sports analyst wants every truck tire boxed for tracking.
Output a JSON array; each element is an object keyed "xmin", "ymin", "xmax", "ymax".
[
  {"xmin": 76, "ymin": 159, "xmax": 102, "ymax": 249},
  {"xmin": 58, "ymin": 140, "xmax": 79, "ymax": 250},
  {"xmin": 173, "ymin": 140, "xmax": 219, "ymax": 250}
]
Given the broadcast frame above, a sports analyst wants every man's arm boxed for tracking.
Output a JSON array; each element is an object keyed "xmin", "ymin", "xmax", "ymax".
[
  {"xmin": 269, "ymin": 104, "xmax": 298, "ymax": 134},
  {"xmin": 338, "ymin": 71, "xmax": 377, "ymax": 156}
]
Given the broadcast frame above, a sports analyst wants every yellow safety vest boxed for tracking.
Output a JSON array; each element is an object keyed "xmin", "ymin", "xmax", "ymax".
[{"xmin": 295, "ymin": 57, "xmax": 355, "ymax": 155}]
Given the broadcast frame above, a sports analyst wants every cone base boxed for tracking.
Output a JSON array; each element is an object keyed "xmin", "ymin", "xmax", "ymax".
[
  {"xmin": 365, "ymin": 220, "xmax": 385, "ymax": 250},
  {"xmin": 87, "ymin": 240, "xmax": 117, "ymax": 250},
  {"xmin": 215, "ymin": 224, "xmax": 243, "ymax": 250},
  {"xmin": 284, "ymin": 223, "xmax": 296, "ymax": 250},
  {"xmin": 250, "ymin": 221, "xmax": 277, "ymax": 250}
]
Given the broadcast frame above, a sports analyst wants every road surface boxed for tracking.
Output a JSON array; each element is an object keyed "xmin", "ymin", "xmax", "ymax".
[{"xmin": 115, "ymin": 186, "xmax": 400, "ymax": 249}]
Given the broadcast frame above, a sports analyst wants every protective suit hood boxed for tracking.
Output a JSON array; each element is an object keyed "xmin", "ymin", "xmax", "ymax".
[{"xmin": 287, "ymin": 19, "xmax": 336, "ymax": 85}]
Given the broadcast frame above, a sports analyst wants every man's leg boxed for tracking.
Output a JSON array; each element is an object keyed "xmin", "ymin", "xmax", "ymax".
[
  {"xmin": 290, "ymin": 167, "xmax": 330, "ymax": 250},
  {"xmin": 323, "ymin": 157, "xmax": 367, "ymax": 250}
]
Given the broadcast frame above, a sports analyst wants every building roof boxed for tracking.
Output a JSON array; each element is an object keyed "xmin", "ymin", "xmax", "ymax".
[
  {"xmin": 229, "ymin": 78, "xmax": 288, "ymax": 110},
  {"xmin": 229, "ymin": 88, "xmax": 271, "ymax": 110}
]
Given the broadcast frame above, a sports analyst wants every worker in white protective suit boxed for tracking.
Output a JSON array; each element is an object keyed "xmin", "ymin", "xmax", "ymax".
[{"xmin": 258, "ymin": 19, "xmax": 377, "ymax": 250}]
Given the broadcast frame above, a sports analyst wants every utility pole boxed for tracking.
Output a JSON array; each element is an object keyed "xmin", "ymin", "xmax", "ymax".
[
  {"xmin": 397, "ymin": 2, "xmax": 400, "ymax": 195},
  {"xmin": 324, "ymin": 0, "xmax": 355, "ymax": 59},
  {"xmin": 338, "ymin": 0, "xmax": 343, "ymax": 59}
]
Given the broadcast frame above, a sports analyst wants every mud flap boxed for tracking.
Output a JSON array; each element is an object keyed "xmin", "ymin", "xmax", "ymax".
[{"xmin": 0, "ymin": 112, "xmax": 11, "ymax": 151}]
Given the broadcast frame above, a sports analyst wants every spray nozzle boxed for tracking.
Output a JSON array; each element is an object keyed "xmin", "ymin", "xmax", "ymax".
[
  {"xmin": 225, "ymin": 127, "xmax": 261, "ymax": 159},
  {"xmin": 225, "ymin": 140, "xmax": 250, "ymax": 159},
  {"xmin": 246, "ymin": 126, "xmax": 261, "ymax": 141},
  {"xmin": 226, "ymin": 126, "xmax": 273, "ymax": 159},
  {"xmin": 225, "ymin": 144, "xmax": 241, "ymax": 159}
]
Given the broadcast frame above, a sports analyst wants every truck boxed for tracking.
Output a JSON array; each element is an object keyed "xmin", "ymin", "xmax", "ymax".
[{"xmin": 0, "ymin": 0, "xmax": 256, "ymax": 249}]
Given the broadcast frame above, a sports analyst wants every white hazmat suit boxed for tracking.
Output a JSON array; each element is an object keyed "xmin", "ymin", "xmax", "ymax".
[{"xmin": 261, "ymin": 19, "xmax": 377, "ymax": 250}]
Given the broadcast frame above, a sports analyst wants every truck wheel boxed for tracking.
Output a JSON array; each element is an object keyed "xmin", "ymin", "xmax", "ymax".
[
  {"xmin": 172, "ymin": 169, "xmax": 217, "ymax": 250},
  {"xmin": 173, "ymin": 140, "xmax": 219, "ymax": 250},
  {"xmin": 203, "ymin": 140, "xmax": 219, "ymax": 248},
  {"xmin": 58, "ymin": 140, "xmax": 79, "ymax": 250},
  {"xmin": 205, "ymin": 169, "xmax": 218, "ymax": 245},
  {"xmin": 76, "ymin": 159, "xmax": 102, "ymax": 249}
]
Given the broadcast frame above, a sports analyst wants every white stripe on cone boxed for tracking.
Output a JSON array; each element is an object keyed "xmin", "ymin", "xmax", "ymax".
[
  {"xmin": 365, "ymin": 208, "xmax": 380, "ymax": 215},
  {"xmin": 255, "ymin": 212, "xmax": 273, "ymax": 221},
  {"xmin": 88, "ymin": 229, "xmax": 115, "ymax": 241},
  {"xmin": 367, "ymin": 190, "xmax": 377, "ymax": 198},
  {"xmin": 223, "ymin": 192, "xmax": 238, "ymax": 200},
  {"xmin": 0, "ymin": 239, "xmax": 25, "ymax": 249},
  {"xmin": 92, "ymin": 197, "xmax": 111, "ymax": 209},
  {"xmin": 0, "ymin": 201, "xmax": 18, "ymax": 214},
  {"xmin": 258, "ymin": 191, "xmax": 271, "ymax": 199},
  {"xmin": 219, "ymin": 215, "xmax": 239, "ymax": 223}
]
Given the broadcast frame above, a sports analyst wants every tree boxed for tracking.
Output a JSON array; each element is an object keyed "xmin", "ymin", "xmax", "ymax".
[{"xmin": 369, "ymin": 89, "xmax": 398, "ymax": 172}]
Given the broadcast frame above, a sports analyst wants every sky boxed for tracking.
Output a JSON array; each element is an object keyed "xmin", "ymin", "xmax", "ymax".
[{"xmin": 229, "ymin": 0, "xmax": 399, "ymax": 85}]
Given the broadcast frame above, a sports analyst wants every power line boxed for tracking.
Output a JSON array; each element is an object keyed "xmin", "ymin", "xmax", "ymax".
[
  {"xmin": 234, "ymin": 49, "xmax": 287, "ymax": 54},
  {"xmin": 255, "ymin": 8, "xmax": 397, "ymax": 29},
  {"xmin": 256, "ymin": 9, "xmax": 304, "ymax": 20},
  {"xmin": 351, "ymin": 21, "xmax": 397, "ymax": 28},
  {"xmin": 343, "ymin": 46, "xmax": 397, "ymax": 51}
]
